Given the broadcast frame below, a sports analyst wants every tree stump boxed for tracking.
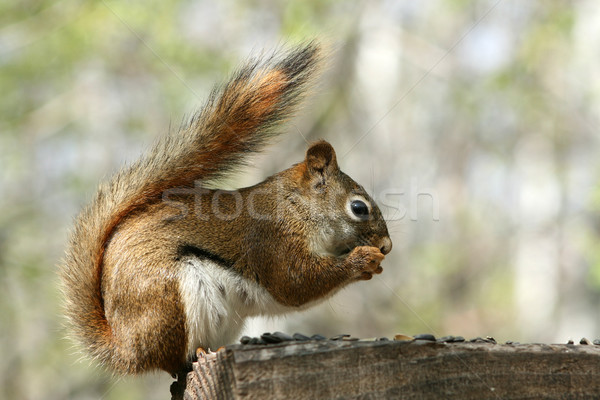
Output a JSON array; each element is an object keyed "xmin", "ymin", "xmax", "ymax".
[{"xmin": 174, "ymin": 339, "xmax": 600, "ymax": 399}]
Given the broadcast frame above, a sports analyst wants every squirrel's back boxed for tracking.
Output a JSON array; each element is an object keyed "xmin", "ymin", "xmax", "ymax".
[{"xmin": 59, "ymin": 43, "xmax": 322, "ymax": 374}]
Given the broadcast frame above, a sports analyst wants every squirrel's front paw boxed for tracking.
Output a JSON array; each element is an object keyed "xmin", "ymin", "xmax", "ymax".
[{"xmin": 348, "ymin": 246, "xmax": 385, "ymax": 280}]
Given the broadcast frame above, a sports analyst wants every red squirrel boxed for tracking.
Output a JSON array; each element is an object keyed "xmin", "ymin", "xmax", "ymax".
[{"xmin": 60, "ymin": 43, "xmax": 392, "ymax": 375}]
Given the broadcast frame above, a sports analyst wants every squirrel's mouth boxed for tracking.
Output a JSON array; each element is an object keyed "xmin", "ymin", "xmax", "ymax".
[
  {"xmin": 333, "ymin": 238, "xmax": 372, "ymax": 257},
  {"xmin": 339, "ymin": 248, "xmax": 352, "ymax": 256}
]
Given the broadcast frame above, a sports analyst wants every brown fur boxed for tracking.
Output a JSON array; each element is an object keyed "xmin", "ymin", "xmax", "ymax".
[{"xmin": 59, "ymin": 42, "xmax": 392, "ymax": 375}]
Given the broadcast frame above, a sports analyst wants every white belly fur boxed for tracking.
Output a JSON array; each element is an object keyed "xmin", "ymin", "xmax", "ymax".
[{"xmin": 177, "ymin": 257, "xmax": 293, "ymax": 359}]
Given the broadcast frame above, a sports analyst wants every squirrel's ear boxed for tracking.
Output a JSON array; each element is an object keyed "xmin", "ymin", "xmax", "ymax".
[{"xmin": 305, "ymin": 140, "xmax": 339, "ymax": 179}]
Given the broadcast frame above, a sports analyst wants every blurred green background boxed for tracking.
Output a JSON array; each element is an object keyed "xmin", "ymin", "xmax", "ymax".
[{"xmin": 2, "ymin": 0, "xmax": 600, "ymax": 398}]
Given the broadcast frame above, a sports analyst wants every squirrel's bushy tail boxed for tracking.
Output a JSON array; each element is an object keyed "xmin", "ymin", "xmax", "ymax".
[
  {"xmin": 59, "ymin": 42, "xmax": 321, "ymax": 373},
  {"xmin": 152, "ymin": 41, "xmax": 322, "ymax": 186}
]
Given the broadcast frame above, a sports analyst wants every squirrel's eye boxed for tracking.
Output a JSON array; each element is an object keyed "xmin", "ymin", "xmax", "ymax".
[{"xmin": 350, "ymin": 200, "xmax": 369, "ymax": 218}]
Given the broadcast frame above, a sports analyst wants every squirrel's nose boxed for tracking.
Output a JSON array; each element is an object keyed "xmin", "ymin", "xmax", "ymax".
[{"xmin": 379, "ymin": 237, "xmax": 392, "ymax": 255}]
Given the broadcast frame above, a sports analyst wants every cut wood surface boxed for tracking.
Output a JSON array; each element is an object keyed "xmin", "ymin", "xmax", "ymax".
[{"xmin": 176, "ymin": 340, "xmax": 600, "ymax": 399}]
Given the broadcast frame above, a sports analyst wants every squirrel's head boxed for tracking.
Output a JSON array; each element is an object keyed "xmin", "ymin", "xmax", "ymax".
[{"xmin": 288, "ymin": 140, "xmax": 392, "ymax": 258}]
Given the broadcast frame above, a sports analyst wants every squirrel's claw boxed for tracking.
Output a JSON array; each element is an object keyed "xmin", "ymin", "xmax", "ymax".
[{"xmin": 196, "ymin": 346, "xmax": 225, "ymax": 361}]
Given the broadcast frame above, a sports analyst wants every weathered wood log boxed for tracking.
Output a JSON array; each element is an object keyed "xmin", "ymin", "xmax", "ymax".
[{"xmin": 175, "ymin": 340, "xmax": 600, "ymax": 399}]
